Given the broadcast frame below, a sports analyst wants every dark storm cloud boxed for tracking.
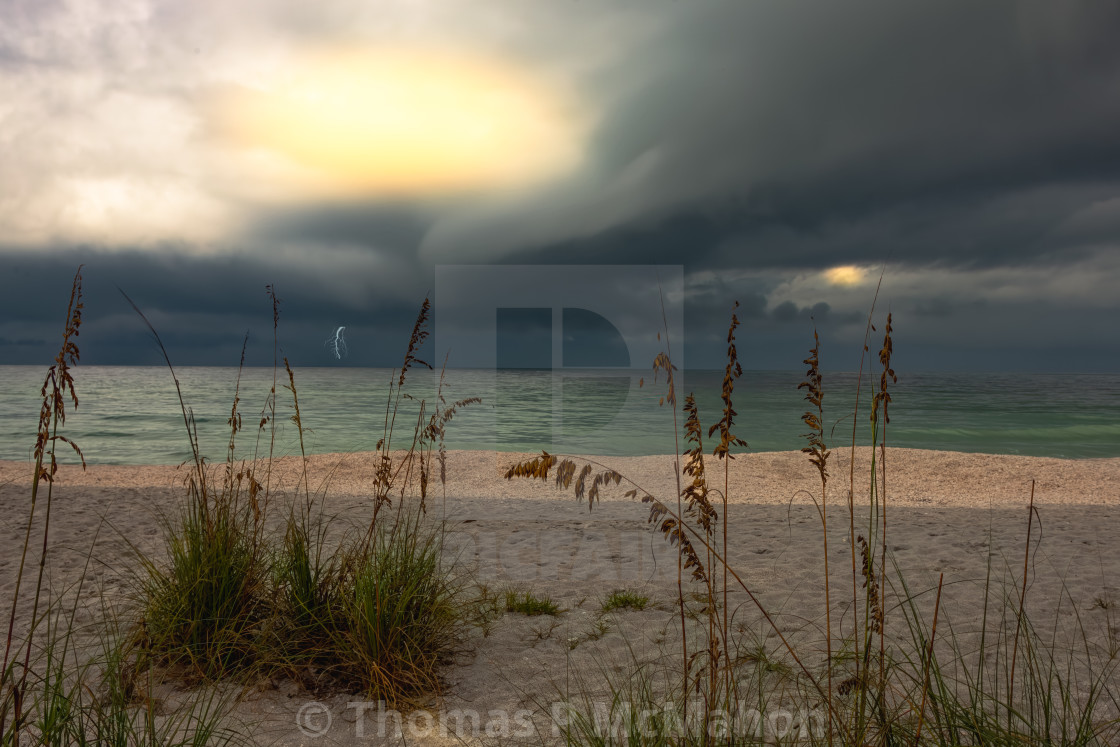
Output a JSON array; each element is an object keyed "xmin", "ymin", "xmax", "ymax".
[
  {"xmin": 0, "ymin": 248, "xmax": 434, "ymax": 367},
  {"xmin": 913, "ymin": 297, "xmax": 986, "ymax": 319},
  {"xmin": 421, "ymin": 0, "xmax": 1120, "ymax": 274},
  {"xmin": 409, "ymin": 0, "xmax": 1120, "ymax": 370},
  {"xmin": 252, "ymin": 202, "xmax": 431, "ymax": 249},
  {"xmin": 771, "ymin": 301, "xmax": 831, "ymax": 324},
  {"xmin": 3, "ymin": 0, "xmax": 1120, "ymax": 371}
]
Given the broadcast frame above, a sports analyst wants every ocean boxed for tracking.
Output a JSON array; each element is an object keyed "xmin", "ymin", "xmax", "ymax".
[{"xmin": 0, "ymin": 366, "xmax": 1118, "ymax": 465}]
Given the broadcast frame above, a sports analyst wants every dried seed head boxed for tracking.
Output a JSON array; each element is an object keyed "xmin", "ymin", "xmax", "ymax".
[
  {"xmin": 35, "ymin": 267, "xmax": 86, "ymax": 479},
  {"xmin": 798, "ymin": 326, "xmax": 829, "ymax": 481},
  {"xmin": 709, "ymin": 301, "xmax": 748, "ymax": 459},
  {"xmin": 682, "ymin": 394, "xmax": 717, "ymax": 535},
  {"xmin": 400, "ymin": 297, "xmax": 434, "ymax": 388},
  {"xmin": 871, "ymin": 313, "xmax": 897, "ymax": 426},
  {"xmin": 857, "ymin": 534, "xmax": 884, "ymax": 634},
  {"xmin": 643, "ymin": 496, "xmax": 708, "ymax": 582},
  {"xmin": 652, "ymin": 351, "xmax": 677, "ymax": 407},
  {"xmin": 505, "ymin": 451, "xmax": 558, "ymax": 481}
]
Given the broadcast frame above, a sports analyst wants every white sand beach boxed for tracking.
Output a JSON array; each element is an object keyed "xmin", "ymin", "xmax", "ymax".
[{"xmin": 2, "ymin": 449, "xmax": 1119, "ymax": 745}]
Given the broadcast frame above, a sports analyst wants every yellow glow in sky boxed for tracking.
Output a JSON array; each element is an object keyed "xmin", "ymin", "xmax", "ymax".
[
  {"xmin": 824, "ymin": 265, "xmax": 866, "ymax": 286},
  {"xmin": 221, "ymin": 47, "xmax": 586, "ymax": 197}
]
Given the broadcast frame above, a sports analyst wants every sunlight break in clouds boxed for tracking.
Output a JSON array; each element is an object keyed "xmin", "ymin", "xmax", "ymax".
[
  {"xmin": 218, "ymin": 46, "xmax": 588, "ymax": 198},
  {"xmin": 824, "ymin": 265, "xmax": 867, "ymax": 287}
]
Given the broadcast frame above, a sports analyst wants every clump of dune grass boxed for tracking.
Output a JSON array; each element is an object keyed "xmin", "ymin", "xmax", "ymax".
[
  {"xmin": 117, "ymin": 287, "xmax": 474, "ymax": 710},
  {"xmin": 29, "ymin": 594, "xmax": 246, "ymax": 747},
  {"xmin": 137, "ymin": 490, "xmax": 267, "ymax": 680},
  {"xmin": 2, "ymin": 267, "xmax": 86, "ymax": 744},
  {"xmin": 1, "ymin": 268, "xmax": 244, "ymax": 746},
  {"xmin": 510, "ymin": 283, "xmax": 1120, "ymax": 746},
  {"xmin": 335, "ymin": 510, "xmax": 461, "ymax": 700},
  {"xmin": 117, "ymin": 291, "xmax": 269, "ymax": 682},
  {"xmin": 505, "ymin": 590, "xmax": 563, "ymax": 617},
  {"xmin": 602, "ymin": 590, "xmax": 650, "ymax": 613}
]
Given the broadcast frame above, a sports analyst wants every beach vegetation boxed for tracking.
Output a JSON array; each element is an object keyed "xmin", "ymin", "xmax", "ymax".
[
  {"xmin": 601, "ymin": 589, "xmax": 650, "ymax": 613},
  {"xmin": 4, "ymin": 268, "xmax": 1118, "ymax": 745},
  {"xmin": 505, "ymin": 590, "xmax": 563, "ymax": 617},
  {"xmin": 118, "ymin": 287, "xmax": 473, "ymax": 708},
  {"xmin": 0, "ymin": 272, "xmax": 481, "ymax": 745},
  {"xmin": 1, "ymin": 268, "xmax": 245, "ymax": 745},
  {"xmin": 509, "ymin": 280, "xmax": 1120, "ymax": 745}
]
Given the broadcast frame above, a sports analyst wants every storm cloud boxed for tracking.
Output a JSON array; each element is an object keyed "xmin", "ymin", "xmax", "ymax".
[{"xmin": 1, "ymin": 0, "xmax": 1118, "ymax": 371}]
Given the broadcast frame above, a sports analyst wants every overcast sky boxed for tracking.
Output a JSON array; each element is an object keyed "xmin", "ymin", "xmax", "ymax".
[{"xmin": 1, "ymin": 0, "xmax": 1119, "ymax": 372}]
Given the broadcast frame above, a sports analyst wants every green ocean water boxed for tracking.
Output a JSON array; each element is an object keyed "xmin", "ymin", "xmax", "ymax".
[{"xmin": 0, "ymin": 366, "xmax": 1118, "ymax": 465}]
